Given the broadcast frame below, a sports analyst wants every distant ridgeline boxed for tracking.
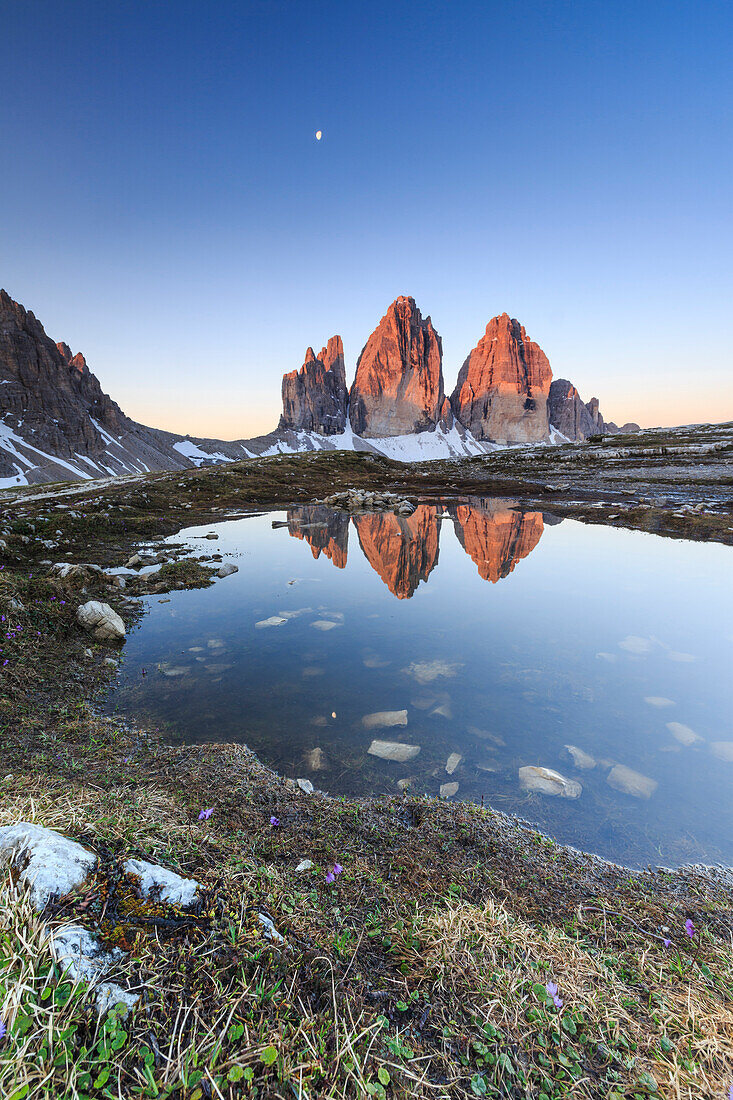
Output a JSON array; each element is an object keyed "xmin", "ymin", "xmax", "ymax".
[{"xmin": 0, "ymin": 289, "xmax": 638, "ymax": 487}]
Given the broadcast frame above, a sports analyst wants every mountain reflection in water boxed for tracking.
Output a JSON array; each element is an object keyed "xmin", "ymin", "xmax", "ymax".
[{"xmin": 287, "ymin": 499, "xmax": 545, "ymax": 597}]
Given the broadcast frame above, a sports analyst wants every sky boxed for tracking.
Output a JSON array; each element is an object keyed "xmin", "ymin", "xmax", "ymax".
[{"xmin": 1, "ymin": 0, "xmax": 731, "ymax": 439}]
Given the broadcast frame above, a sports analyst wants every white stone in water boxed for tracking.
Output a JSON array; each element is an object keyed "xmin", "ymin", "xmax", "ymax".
[
  {"xmin": 0, "ymin": 822, "xmax": 97, "ymax": 910},
  {"xmin": 124, "ymin": 858, "xmax": 200, "ymax": 907},
  {"xmin": 667, "ymin": 651, "xmax": 696, "ymax": 663},
  {"xmin": 304, "ymin": 747, "xmax": 326, "ymax": 771},
  {"xmin": 565, "ymin": 745, "xmax": 597, "ymax": 770},
  {"xmin": 431, "ymin": 702, "xmax": 453, "ymax": 720},
  {"xmin": 644, "ymin": 696, "xmax": 675, "ymax": 708},
  {"xmin": 403, "ymin": 660, "xmax": 462, "ymax": 684},
  {"xmin": 607, "ymin": 764, "xmax": 658, "ymax": 798},
  {"xmin": 159, "ymin": 665, "xmax": 189, "ymax": 678},
  {"xmin": 519, "ymin": 766, "xmax": 582, "ymax": 799},
  {"xmin": 618, "ymin": 635, "xmax": 653, "ymax": 655},
  {"xmin": 367, "ymin": 740, "xmax": 421, "ymax": 763},
  {"xmin": 217, "ymin": 563, "xmax": 238, "ymax": 578},
  {"xmin": 445, "ymin": 753, "xmax": 463, "ymax": 775},
  {"xmin": 50, "ymin": 925, "xmax": 138, "ymax": 1015},
  {"xmin": 311, "ymin": 619, "xmax": 341, "ymax": 631},
  {"xmin": 440, "ymin": 782, "xmax": 459, "ymax": 799},
  {"xmin": 710, "ymin": 742, "xmax": 733, "ymax": 763},
  {"xmin": 362, "ymin": 710, "xmax": 408, "ymax": 729},
  {"xmin": 666, "ymin": 722, "xmax": 703, "ymax": 746},
  {"xmin": 255, "ymin": 616, "xmax": 288, "ymax": 629},
  {"xmin": 76, "ymin": 601, "xmax": 125, "ymax": 641}
]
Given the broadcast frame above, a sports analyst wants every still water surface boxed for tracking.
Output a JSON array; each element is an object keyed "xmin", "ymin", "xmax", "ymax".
[{"xmin": 106, "ymin": 500, "xmax": 733, "ymax": 868}]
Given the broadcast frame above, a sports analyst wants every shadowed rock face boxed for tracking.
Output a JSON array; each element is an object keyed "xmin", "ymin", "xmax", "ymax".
[
  {"xmin": 450, "ymin": 314, "xmax": 552, "ymax": 443},
  {"xmin": 352, "ymin": 505, "xmax": 441, "ymax": 598},
  {"xmin": 0, "ymin": 289, "xmax": 128, "ymax": 460},
  {"xmin": 548, "ymin": 379, "xmax": 598, "ymax": 441},
  {"xmin": 450, "ymin": 499, "xmax": 544, "ymax": 583},
  {"xmin": 287, "ymin": 505, "xmax": 349, "ymax": 569},
  {"xmin": 349, "ymin": 297, "xmax": 444, "ymax": 438},
  {"xmin": 280, "ymin": 336, "xmax": 348, "ymax": 435}
]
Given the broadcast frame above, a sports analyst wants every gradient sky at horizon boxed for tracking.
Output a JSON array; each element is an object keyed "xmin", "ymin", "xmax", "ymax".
[{"xmin": 1, "ymin": 0, "xmax": 731, "ymax": 439}]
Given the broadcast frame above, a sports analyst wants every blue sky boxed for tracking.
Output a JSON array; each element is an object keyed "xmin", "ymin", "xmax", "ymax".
[{"xmin": 1, "ymin": 0, "xmax": 731, "ymax": 437}]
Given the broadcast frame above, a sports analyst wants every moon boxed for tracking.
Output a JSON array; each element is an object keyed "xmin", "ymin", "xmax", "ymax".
[{"xmin": 315, "ymin": 130, "xmax": 322, "ymax": 141}]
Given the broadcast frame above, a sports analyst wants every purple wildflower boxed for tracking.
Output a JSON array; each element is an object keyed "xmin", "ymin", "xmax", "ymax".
[
  {"xmin": 269, "ymin": 816, "xmax": 280, "ymax": 827},
  {"xmin": 663, "ymin": 938, "xmax": 672, "ymax": 948},
  {"xmin": 684, "ymin": 918, "xmax": 695, "ymax": 938},
  {"xmin": 325, "ymin": 871, "xmax": 335, "ymax": 884},
  {"xmin": 728, "ymin": 1085, "xmax": 733, "ymax": 1100},
  {"xmin": 333, "ymin": 863, "xmax": 343, "ymax": 876},
  {"xmin": 0, "ymin": 1018, "xmax": 6, "ymax": 1040},
  {"xmin": 198, "ymin": 807, "xmax": 213, "ymax": 821},
  {"xmin": 546, "ymin": 982, "xmax": 563, "ymax": 1010}
]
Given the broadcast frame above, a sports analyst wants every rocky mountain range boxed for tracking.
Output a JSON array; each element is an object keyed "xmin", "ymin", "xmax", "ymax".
[{"xmin": 0, "ymin": 288, "xmax": 638, "ymax": 487}]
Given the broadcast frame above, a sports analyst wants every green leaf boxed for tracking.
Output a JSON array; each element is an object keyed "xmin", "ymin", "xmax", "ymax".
[
  {"xmin": 562, "ymin": 1016, "xmax": 577, "ymax": 1036},
  {"xmin": 93, "ymin": 1070, "xmax": 110, "ymax": 1088},
  {"xmin": 260, "ymin": 1045, "xmax": 278, "ymax": 1067},
  {"xmin": 470, "ymin": 1075, "xmax": 487, "ymax": 1096},
  {"xmin": 228, "ymin": 1066, "xmax": 245, "ymax": 1083},
  {"xmin": 377, "ymin": 1067, "xmax": 390, "ymax": 1086},
  {"xmin": 497, "ymin": 1053, "xmax": 514, "ymax": 1074}
]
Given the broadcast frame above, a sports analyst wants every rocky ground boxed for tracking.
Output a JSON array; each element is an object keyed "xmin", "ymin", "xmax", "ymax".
[{"xmin": 0, "ymin": 423, "xmax": 732, "ymax": 1099}]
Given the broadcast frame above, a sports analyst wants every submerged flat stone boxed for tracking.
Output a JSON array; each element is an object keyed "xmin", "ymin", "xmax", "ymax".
[
  {"xmin": 565, "ymin": 745, "xmax": 597, "ymax": 770},
  {"xmin": 445, "ymin": 752, "xmax": 463, "ymax": 775},
  {"xmin": 311, "ymin": 619, "xmax": 341, "ymax": 631},
  {"xmin": 710, "ymin": 742, "xmax": 733, "ymax": 763},
  {"xmin": 255, "ymin": 615, "xmax": 288, "ymax": 628},
  {"xmin": 519, "ymin": 766, "xmax": 582, "ymax": 799},
  {"xmin": 440, "ymin": 782, "xmax": 459, "ymax": 799},
  {"xmin": 367, "ymin": 740, "xmax": 421, "ymax": 763},
  {"xmin": 644, "ymin": 696, "xmax": 675, "ymax": 708},
  {"xmin": 403, "ymin": 660, "xmax": 462, "ymax": 684},
  {"xmin": 362, "ymin": 710, "xmax": 408, "ymax": 729},
  {"xmin": 666, "ymin": 722, "xmax": 703, "ymax": 745},
  {"xmin": 607, "ymin": 764, "xmax": 658, "ymax": 798}
]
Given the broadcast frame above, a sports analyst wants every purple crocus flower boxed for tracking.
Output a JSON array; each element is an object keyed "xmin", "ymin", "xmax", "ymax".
[
  {"xmin": 546, "ymin": 982, "xmax": 563, "ymax": 1009},
  {"xmin": 333, "ymin": 863, "xmax": 343, "ymax": 876},
  {"xmin": 684, "ymin": 918, "xmax": 695, "ymax": 938},
  {"xmin": 728, "ymin": 1085, "xmax": 733, "ymax": 1100},
  {"xmin": 325, "ymin": 871, "xmax": 335, "ymax": 884},
  {"xmin": 198, "ymin": 807, "xmax": 213, "ymax": 821},
  {"xmin": 0, "ymin": 1018, "xmax": 6, "ymax": 1040},
  {"xmin": 269, "ymin": 816, "xmax": 280, "ymax": 827},
  {"xmin": 663, "ymin": 938, "xmax": 672, "ymax": 948}
]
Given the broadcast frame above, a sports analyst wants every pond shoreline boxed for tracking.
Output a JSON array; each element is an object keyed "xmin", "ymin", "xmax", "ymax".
[{"xmin": 2, "ymin": 440, "xmax": 733, "ymax": 1097}]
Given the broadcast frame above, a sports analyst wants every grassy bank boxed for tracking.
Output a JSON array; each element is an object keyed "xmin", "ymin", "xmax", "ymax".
[{"xmin": 1, "ymin": 451, "xmax": 733, "ymax": 1098}]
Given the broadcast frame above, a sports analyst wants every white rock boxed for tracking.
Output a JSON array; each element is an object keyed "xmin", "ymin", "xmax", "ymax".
[
  {"xmin": 295, "ymin": 859, "xmax": 313, "ymax": 872},
  {"xmin": 445, "ymin": 753, "xmax": 463, "ymax": 775},
  {"xmin": 367, "ymin": 740, "xmax": 420, "ymax": 763},
  {"xmin": 403, "ymin": 660, "xmax": 462, "ymax": 684},
  {"xmin": 124, "ymin": 858, "xmax": 200, "ymax": 907},
  {"xmin": 618, "ymin": 635, "xmax": 653, "ymax": 655},
  {"xmin": 217, "ymin": 563, "xmax": 238, "ymax": 578},
  {"xmin": 565, "ymin": 745, "xmax": 596, "ymax": 770},
  {"xmin": 440, "ymin": 782, "xmax": 459, "ymax": 799},
  {"xmin": 710, "ymin": 742, "xmax": 733, "ymax": 763},
  {"xmin": 362, "ymin": 710, "xmax": 408, "ymax": 729},
  {"xmin": 396, "ymin": 777, "xmax": 415, "ymax": 790},
  {"xmin": 667, "ymin": 651, "xmax": 696, "ymax": 663},
  {"xmin": 258, "ymin": 912, "xmax": 285, "ymax": 943},
  {"xmin": 519, "ymin": 766, "xmax": 582, "ymax": 799},
  {"xmin": 666, "ymin": 721, "xmax": 702, "ymax": 746},
  {"xmin": 50, "ymin": 925, "xmax": 138, "ymax": 1015},
  {"xmin": 431, "ymin": 703, "xmax": 453, "ymax": 720},
  {"xmin": 607, "ymin": 764, "xmax": 658, "ymax": 798},
  {"xmin": 304, "ymin": 747, "xmax": 326, "ymax": 771},
  {"xmin": 311, "ymin": 619, "xmax": 341, "ymax": 631},
  {"xmin": 0, "ymin": 822, "xmax": 96, "ymax": 910},
  {"xmin": 255, "ymin": 616, "xmax": 288, "ymax": 629},
  {"xmin": 76, "ymin": 601, "xmax": 125, "ymax": 641},
  {"xmin": 83, "ymin": 648, "xmax": 93, "ymax": 659},
  {"xmin": 644, "ymin": 697, "xmax": 675, "ymax": 708},
  {"xmin": 296, "ymin": 777, "xmax": 315, "ymax": 794}
]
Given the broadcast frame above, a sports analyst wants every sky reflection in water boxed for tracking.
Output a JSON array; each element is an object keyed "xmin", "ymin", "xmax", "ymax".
[{"xmin": 106, "ymin": 501, "xmax": 733, "ymax": 868}]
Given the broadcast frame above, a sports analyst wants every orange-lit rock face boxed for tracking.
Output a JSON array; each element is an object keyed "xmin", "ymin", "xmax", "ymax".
[
  {"xmin": 280, "ymin": 335, "xmax": 348, "ymax": 435},
  {"xmin": 450, "ymin": 499, "xmax": 544, "ymax": 583},
  {"xmin": 353, "ymin": 505, "xmax": 441, "ymax": 598},
  {"xmin": 349, "ymin": 297, "xmax": 444, "ymax": 438},
  {"xmin": 450, "ymin": 314, "xmax": 552, "ymax": 443},
  {"xmin": 287, "ymin": 505, "xmax": 349, "ymax": 568}
]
